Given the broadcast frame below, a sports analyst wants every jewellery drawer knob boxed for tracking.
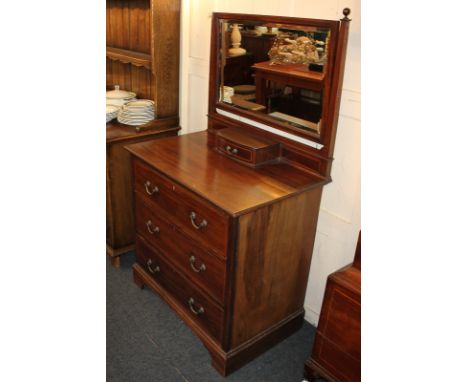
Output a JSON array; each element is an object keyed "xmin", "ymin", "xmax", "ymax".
[
  {"xmin": 188, "ymin": 297, "xmax": 205, "ymax": 315},
  {"xmin": 146, "ymin": 220, "xmax": 160, "ymax": 235},
  {"xmin": 189, "ymin": 211, "xmax": 208, "ymax": 230},
  {"xmin": 144, "ymin": 180, "xmax": 159, "ymax": 195},
  {"xmin": 225, "ymin": 145, "xmax": 238, "ymax": 155},
  {"xmin": 189, "ymin": 255, "xmax": 206, "ymax": 273},
  {"xmin": 147, "ymin": 259, "xmax": 160, "ymax": 274}
]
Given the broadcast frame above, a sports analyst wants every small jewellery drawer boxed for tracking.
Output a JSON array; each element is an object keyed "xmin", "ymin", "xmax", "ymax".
[
  {"xmin": 135, "ymin": 196, "xmax": 226, "ymax": 304},
  {"xmin": 136, "ymin": 236, "xmax": 224, "ymax": 342},
  {"xmin": 216, "ymin": 137, "xmax": 252, "ymax": 163},
  {"xmin": 214, "ymin": 127, "xmax": 280, "ymax": 167},
  {"xmin": 134, "ymin": 158, "xmax": 229, "ymax": 257}
]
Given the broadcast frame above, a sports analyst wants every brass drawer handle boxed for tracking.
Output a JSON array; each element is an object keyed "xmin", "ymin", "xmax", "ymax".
[
  {"xmin": 144, "ymin": 180, "xmax": 159, "ymax": 195},
  {"xmin": 189, "ymin": 255, "xmax": 206, "ymax": 273},
  {"xmin": 147, "ymin": 259, "xmax": 160, "ymax": 274},
  {"xmin": 189, "ymin": 211, "xmax": 208, "ymax": 230},
  {"xmin": 188, "ymin": 297, "xmax": 205, "ymax": 316},
  {"xmin": 146, "ymin": 220, "xmax": 160, "ymax": 235},
  {"xmin": 225, "ymin": 145, "xmax": 238, "ymax": 155}
]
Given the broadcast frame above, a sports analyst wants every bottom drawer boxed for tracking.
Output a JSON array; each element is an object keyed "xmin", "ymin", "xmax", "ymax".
[
  {"xmin": 136, "ymin": 236, "xmax": 224, "ymax": 342},
  {"xmin": 312, "ymin": 333, "xmax": 360, "ymax": 382}
]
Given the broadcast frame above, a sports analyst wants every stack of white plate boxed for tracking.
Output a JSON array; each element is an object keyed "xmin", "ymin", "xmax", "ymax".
[
  {"xmin": 106, "ymin": 104, "xmax": 120, "ymax": 123},
  {"xmin": 117, "ymin": 99, "xmax": 155, "ymax": 126},
  {"xmin": 106, "ymin": 85, "xmax": 136, "ymax": 107}
]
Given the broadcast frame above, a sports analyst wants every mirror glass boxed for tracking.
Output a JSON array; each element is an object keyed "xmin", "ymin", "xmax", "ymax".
[{"xmin": 217, "ymin": 19, "xmax": 331, "ymax": 137}]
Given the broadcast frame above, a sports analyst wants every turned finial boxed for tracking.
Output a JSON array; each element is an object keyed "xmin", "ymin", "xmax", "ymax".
[{"xmin": 342, "ymin": 8, "xmax": 351, "ymax": 21}]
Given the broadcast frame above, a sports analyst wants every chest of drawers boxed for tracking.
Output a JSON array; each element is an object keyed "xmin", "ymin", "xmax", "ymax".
[
  {"xmin": 304, "ymin": 234, "xmax": 361, "ymax": 382},
  {"xmin": 126, "ymin": 131, "xmax": 327, "ymax": 376}
]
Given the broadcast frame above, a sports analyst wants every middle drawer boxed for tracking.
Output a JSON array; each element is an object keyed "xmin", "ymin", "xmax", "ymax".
[{"xmin": 135, "ymin": 195, "xmax": 227, "ymax": 304}]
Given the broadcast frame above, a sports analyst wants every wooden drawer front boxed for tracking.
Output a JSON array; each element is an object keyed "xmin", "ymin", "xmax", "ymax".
[
  {"xmin": 136, "ymin": 236, "xmax": 224, "ymax": 342},
  {"xmin": 214, "ymin": 126, "xmax": 280, "ymax": 167},
  {"xmin": 318, "ymin": 282, "xmax": 361, "ymax": 360},
  {"xmin": 312, "ymin": 333, "xmax": 360, "ymax": 382},
  {"xmin": 135, "ymin": 196, "xmax": 226, "ymax": 304},
  {"xmin": 134, "ymin": 158, "xmax": 229, "ymax": 257},
  {"xmin": 216, "ymin": 137, "xmax": 253, "ymax": 163}
]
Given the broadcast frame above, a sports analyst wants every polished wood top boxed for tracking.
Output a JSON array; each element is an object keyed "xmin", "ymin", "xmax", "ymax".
[
  {"xmin": 252, "ymin": 61, "xmax": 325, "ymax": 83},
  {"xmin": 126, "ymin": 131, "xmax": 326, "ymax": 216}
]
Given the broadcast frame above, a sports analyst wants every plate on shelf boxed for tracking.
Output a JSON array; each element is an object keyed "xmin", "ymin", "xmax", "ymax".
[
  {"xmin": 119, "ymin": 120, "xmax": 153, "ymax": 124},
  {"xmin": 117, "ymin": 120, "xmax": 154, "ymax": 126},
  {"xmin": 119, "ymin": 116, "xmax": 154, "ymax": 122},
  {"xmin": 106, "ymin": 105, "xmax": 120, "ymax": 114},
  {"xmin": 120, "ymin": 109, "xmax": 154, "ymax": 116},
  {"xmin": 124, "ymin": 99, "xmax": 154, "ymax": 107}
]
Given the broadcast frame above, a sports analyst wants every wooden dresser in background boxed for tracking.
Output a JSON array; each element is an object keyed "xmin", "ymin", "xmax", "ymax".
[
  {"xmin": 304, "ymin": 232, "xmax": 361, "ymax": 382},
  {"xmin": 106, "ymin": 124, "xmax": 179, "ymax": 267},
  {"xmin": 106, "ymin": 0, "xmax": 181, "ymax": 266}
]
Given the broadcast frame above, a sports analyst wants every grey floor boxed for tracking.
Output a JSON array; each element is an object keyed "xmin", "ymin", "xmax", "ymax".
[{"xmin": 107, "ymin": 252, "xmax": 318, "ymax": 382}]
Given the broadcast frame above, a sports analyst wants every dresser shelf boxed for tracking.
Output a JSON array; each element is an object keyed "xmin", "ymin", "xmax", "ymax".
[
  {"xmin": 106, "ymin": 46, "xmax": 152, "ymax": 70},
  {"xmin": 106, "ymin": 0, "xmax": 181, "ymax": 265},
  {"xmin": 106, "ymin": 0, "xmax": 180, "ymax": 118},
  {"xmin": 106, "ymin": 116, "xmax": 180, "ymax": 144}
]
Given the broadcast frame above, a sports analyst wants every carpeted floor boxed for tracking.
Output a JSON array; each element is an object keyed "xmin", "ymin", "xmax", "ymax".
[{"xmin": 107, "ymin": 252, "xmax": 319, "ymax": 382}]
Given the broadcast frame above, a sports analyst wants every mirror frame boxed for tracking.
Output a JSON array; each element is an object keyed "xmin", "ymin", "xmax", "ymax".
[{"xmin": 208, "ymin": 12, "xmax": 343, "ymax": 146}]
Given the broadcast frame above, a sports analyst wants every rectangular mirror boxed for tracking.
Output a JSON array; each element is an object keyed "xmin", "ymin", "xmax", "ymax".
[{"xmin": 210, "ymin": 14, "xmax": 340, "ymax": 143}]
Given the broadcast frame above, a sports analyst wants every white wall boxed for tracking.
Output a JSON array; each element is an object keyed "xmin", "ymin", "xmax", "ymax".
[{"xmin": 179, "ymin": 0, "xmax": 361, "ymax": 326}]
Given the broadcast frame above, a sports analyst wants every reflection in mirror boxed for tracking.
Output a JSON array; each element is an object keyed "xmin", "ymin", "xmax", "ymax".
[{"xmin": 219, "ymin": 20, "xmax": 331, "ymax": 136}]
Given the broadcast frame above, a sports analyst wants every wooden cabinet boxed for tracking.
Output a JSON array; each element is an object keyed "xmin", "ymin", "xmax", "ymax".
[
  {"xmin": 106, "ymin": 0, "xmax": 180, "ymax": 118},
  {"xmin": 126, "ymin": 10, "xmax": 352, "ymax": 376},
  {"xmin": 304, "ymin": 233, "xmax": 361, "ymax": 382},
  {"xmin": 106, "ymin": 0, "xmax": 181, "ymax": 266},
  {"xmin": 106, "ymin": 123, "xmax": 179, "ymax": 267},
  {"xmin": 127, "ymin": 132, "xmax": 326, "ymax": 376}
]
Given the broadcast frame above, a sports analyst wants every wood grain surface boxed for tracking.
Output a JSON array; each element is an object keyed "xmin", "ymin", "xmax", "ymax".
[
  {"xmin": 106, "ymin": 124, "xmax": 179, "ymax": 257},
  {"xmin": 230, "ymin": 186, "xmax": 322, "ymax": 347},
  {"xmin": 106, "ymin": 0, "xmax": 180, "ymax": 118},
  {"xmin": 126, "ymin": 131, "xmax": 326, "ymax": 216}
]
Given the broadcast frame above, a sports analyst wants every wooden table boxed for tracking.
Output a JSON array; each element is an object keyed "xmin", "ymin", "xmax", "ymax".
[{"xmin": 251, "ymin": 61, "xmax": 324, "ymax": 108}]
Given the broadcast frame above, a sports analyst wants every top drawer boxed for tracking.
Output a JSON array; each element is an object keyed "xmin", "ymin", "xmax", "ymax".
[{"xmin": 133, "ymin": 158, "xmax": 230, "ymax": 258}]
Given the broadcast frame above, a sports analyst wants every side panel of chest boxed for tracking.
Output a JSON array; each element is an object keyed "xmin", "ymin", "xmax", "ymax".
[{"xmin": 230, "ymin": 186, "xmax": 322, "ymax": 348}]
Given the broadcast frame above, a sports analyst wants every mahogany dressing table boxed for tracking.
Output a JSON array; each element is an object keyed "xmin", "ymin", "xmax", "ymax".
[{"xmin": 126, "ymin": 10, "xmax": 351, "ymax": 376}]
